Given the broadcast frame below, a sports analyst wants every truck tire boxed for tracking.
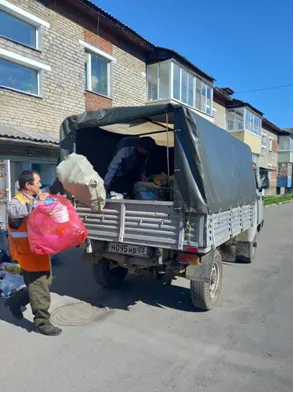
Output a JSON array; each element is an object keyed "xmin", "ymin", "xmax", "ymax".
[
  {"xmin": 190, "ymin": 250, "xmax": 223, "ymax": 311},
  {"xmin": 92, "ymin": 258, "xmax": 128, "ymax": 288}
]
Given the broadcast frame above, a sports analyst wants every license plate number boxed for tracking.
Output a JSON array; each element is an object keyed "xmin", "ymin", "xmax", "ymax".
[{"xmin": 108, "ymin": 242, "xmax": 148, "ymax": 257}]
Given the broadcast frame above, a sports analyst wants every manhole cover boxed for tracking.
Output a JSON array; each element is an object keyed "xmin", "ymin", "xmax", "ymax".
[{"xmin": 50, "ymin": 302, "xmax": 109, "ymax": 327}]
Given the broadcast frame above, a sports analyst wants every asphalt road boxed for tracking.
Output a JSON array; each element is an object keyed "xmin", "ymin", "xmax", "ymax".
[{"xmin": 0, "ymin": 202, "xmax": 292, "ymax": 392}]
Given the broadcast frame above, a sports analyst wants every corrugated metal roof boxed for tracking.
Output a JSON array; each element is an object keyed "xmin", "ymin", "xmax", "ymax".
[
  {"xmin": 75, "ymin": 0, "xmax": 154, "ymax": 47},
  {"xmin": 0, "ymin": 124, "xmax": 59, "ymax": 145}
]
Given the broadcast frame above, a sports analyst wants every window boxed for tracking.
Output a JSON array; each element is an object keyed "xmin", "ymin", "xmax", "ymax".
[
  {"xmin": 261, "ymin": 133, "xmax": 267, "ymax": 146},
  {"xmin": 226, "ymin": 108, "xmax": 244, "ymax": 130},
  {"xmin": 198, "ymin": 79, "xmax": 212, "ymax": 115},
  {"xmin": 278, "ymin": 135, "xmax": 293, "ymax": 151},
  {"xmin": 85, "ymin": 52, "xmax": 110, "ymax": 97},
  {"xmin": 0, "ymin": 48, "xmax": 50, "ymax": 96},
  {"xmin": 147, "ymin": 60, "xmax": 213, "ymax": 115},
  {"xmin": 179, "ymin": 69, "xmax": 194, "ymax": 107},
  {"xmin": 80, "ymin": 40, "xmax": 115, "ymax": 98},
  {"xmin": 245, "ymin": 108, "xmax": 261, "ymax": 135},
  {"xmin": 172, "ymin": 62, "xmax": 181, "ymax": 101},
  {"xmin": 158, "ymin": 61, "xmax": 170, "ymax": 100},
  {"xmin": 261, "ymin": 145, "xmax": 266, "ymax": 157},
  {"xmin": 269, "ymin": 137, "xmax": 273, "ymax": 152},
  {"xmin": 0, "ymin": 2, "xmax": 49, "ymax": 50},
  {"xmin": 187, "ymin": 73, "xmax": 194, "ymax": 107},
  {"xmin": 1, "ymin": 58, "xmax": 38, "ymax": 95},
  {"xmin": 147, "ymin": 63, "xmax": 158, "ymax": 101},
  {"xmin": 0, "ymin": 10, "xmax": 36, "ymax": 48}
]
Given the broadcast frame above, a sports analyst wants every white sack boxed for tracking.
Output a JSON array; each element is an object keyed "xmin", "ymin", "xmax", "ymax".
[{"xmin": 57, "ymin": 153, "xmax": 106, "ymax": 212}]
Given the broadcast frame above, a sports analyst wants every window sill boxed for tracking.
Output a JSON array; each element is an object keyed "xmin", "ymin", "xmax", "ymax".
[
  {"xmin": 0, "ymin": 35, "xmax": 41, "ymax": 53},
  {"xmin": 85, "ymin": 90, "xmax": 112, "ymax": 100},
  {"xmin": 0, "ymin": 85, "xmax": 42, "ymax": 99}
]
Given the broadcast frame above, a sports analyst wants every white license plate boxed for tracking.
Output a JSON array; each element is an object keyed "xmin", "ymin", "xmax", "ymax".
[{"xmin": 108, "ymin": 242, "xmax": 148, "ymax": 257}]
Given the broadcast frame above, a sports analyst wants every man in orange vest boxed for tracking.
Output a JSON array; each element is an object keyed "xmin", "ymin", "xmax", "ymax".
[{"xmin": 5, "ymin": 170, "xmax": 62, "ymax": 336}]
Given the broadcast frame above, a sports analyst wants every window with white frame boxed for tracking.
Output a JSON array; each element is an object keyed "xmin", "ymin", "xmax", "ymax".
[
  {"xmin": 0, "ymin": 10, "xmax": 37, "ymax": 48},
  {"xmin": 261, "ymin": 145, "xmax": 266, "ymax": 157},
  {"xmin": 85, "ymin": 52, "xmax": 110, "ymax": 97},
  {"xmin": 147, "ymin": 60, "xmax": 213, "ymax": 115},
  {"xmin": 269, "ymin": 137, "xmax": 273, "ymax": 152},
  {"xmin": 0, "ymin": 48, "xmax": 51, "ymax": 96},
  {"xmin": 0, "ymin": 1, "xmax": 49, "ymax": 50},
  {"xmin": 245, "ymin": 108, "xmax": 261, "ymax": 135},
  {"xmin": 0, "ymin": 59, "xmax": 38, "ymax": 94},
  {"xmin": 80, "ymin": 40, "xmax": 115, "ymax": 98},
  {"xmin": 226, "ymin": 108, "xmax": 244, "ymax": 131}
]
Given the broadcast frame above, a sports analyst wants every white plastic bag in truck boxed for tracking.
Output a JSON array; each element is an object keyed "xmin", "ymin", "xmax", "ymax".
[{"xmin": 57, "ymin": 153, "xmax": 106, "ymax": 212}]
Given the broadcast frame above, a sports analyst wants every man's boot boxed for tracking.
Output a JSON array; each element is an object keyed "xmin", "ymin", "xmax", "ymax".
[
  {"xmin": 5, "ymin": 287, "xmax": 29, "ymax": 320},
  {"xmin": 36, "ymin": 322, "xmax": 62, "ymax": 336}
]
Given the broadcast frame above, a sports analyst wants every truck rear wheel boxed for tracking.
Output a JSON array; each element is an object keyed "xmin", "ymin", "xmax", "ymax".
[
  {"xmin": 190, "ymin": 250, "xmax": 223, "ymax": 311},
  {"xmin": 92, "ymin": 258, "xmax": 128, "ymax": 288}
]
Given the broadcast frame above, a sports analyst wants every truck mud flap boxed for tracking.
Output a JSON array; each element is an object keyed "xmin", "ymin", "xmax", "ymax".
[{"xmin": 185, "ymin": 250, "xmax": 216, "ymax": 283}]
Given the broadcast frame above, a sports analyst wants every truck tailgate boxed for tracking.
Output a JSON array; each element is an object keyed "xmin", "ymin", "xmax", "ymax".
[{"xmin": 77, "ymin": 200, "xmax": 184, "ymax": 250}]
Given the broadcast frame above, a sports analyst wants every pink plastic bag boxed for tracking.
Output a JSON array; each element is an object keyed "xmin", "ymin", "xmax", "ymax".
[{"xmin": 28, "ymin": 195, "xmax": 88, "ymax": 256}]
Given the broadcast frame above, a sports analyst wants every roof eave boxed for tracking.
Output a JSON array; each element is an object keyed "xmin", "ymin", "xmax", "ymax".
[
  {"xmin": 262, "ymin": 118, "xmax": 282, "ymax": 134},
  {"xmin": 227, "ymin": 100, "xmax": 263, "ymax": 117}
]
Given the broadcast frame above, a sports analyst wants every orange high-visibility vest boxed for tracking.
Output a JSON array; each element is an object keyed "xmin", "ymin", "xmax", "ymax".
[{"xmin": 8, "ymin": 192, "xmax": 50, "ymax": 272}]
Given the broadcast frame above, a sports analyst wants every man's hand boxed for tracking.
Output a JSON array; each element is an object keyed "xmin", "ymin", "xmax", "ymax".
[
  {"xmin": 141, "ymin": 174, "xmax": 148, "ymax": 182},
  {"xmin": 38, "ymin": 192, "xmax": 49, "ymax": 201}
]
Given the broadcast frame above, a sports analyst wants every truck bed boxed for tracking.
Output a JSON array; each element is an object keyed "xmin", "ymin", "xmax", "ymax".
[{"xmin": 77, "ymin": 200, "xmax": 255, "ymax": 252}]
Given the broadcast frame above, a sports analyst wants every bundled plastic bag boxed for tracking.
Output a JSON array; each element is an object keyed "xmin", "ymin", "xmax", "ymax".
[
  {"xmin": 0, "ymin": 272, "xmax": 26, "ymax": 297},
  {"xmin": 0, "ymin": 262, "xmax": 21, "ymax": 274},
  {"xmin": 28, "ymin": 195, "xmax": 88, "ymax": 256},
  {"xmin": 57, "ymin": 153, "xmax": 106, "ymax": 212},
  {"xmin": 133, "ymin": 182, "xmax": 160, "ymax": 201}
]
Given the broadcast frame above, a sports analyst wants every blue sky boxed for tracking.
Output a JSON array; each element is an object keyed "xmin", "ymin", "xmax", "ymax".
[{"xmin": 94, "ymin": 0, "xmax": 293, "ymax": 128}]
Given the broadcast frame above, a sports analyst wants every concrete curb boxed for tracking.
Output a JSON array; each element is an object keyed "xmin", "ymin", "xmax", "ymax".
[{"xmin": 265, "ymin": 200, "xmax": 293, "ymax": 209}]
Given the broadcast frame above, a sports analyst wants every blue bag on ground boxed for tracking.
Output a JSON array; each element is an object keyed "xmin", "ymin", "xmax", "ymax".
[{"xmin": 0, "ymin": 272, "xmax": 26, "ymax": 297}]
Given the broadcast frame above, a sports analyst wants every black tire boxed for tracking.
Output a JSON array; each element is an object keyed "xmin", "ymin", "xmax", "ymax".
[
  {"xmin": 92, "ymin": 258, "xmax": 128, "ymax": 288},
  {"xmin": 190, "ymin": 250, "xmax": 223, "ymax": 311}
]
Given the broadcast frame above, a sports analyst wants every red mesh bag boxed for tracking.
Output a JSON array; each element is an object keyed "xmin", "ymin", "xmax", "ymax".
[{"xmin": 28, "ymin": 195, "xmax": 88, "ymax": 255}]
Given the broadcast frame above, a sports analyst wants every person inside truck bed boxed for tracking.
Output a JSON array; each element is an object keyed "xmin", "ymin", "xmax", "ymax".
[{"xmin": 104, "ymin": 136, "xmax": 156, "ymax": 197}]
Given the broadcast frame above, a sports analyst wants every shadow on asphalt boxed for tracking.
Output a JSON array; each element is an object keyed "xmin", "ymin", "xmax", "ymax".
[
  {"xmin": 1, "ymin": 248, "xmax": 237, "ymax": 330},
  {"xmin": 50, "ymin": 249, "xmax": 203, "ymax": 313},
  {"xmin": 0, "ymin": 301, "xmax": 35, "ymax": 332}
]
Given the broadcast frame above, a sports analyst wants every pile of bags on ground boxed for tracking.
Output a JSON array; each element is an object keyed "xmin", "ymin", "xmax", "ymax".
[
  {"xmin": 0, "ymin": 261, "xmax": 25, "ymax": 298},
  {"xmin": 0, "ymin": 231, "xmax": 24, "ymax": 297}
]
